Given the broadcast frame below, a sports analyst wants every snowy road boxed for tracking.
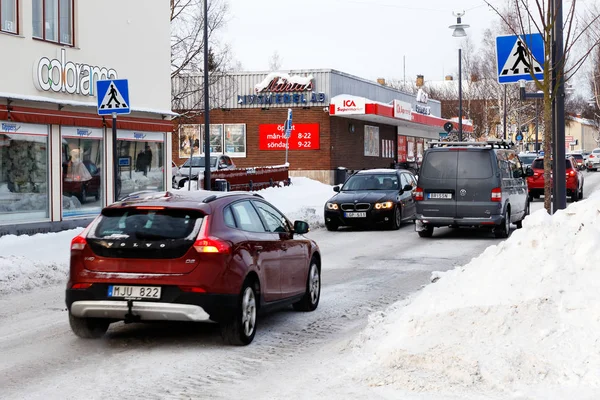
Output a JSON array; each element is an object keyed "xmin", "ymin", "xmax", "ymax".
[{"xmin": 2, "ymin": 171, "xmax": 600, "ymax": 400}]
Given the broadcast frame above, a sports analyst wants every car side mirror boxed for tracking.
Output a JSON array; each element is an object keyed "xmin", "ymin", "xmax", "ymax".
[
  {"xmin": 333, "ymin": 186, "xmax": 340, "ymax": 193},
  {"xmin": 403, "ymin": 184, "xmax": 413, "ymax": 192},
  {"xmin": 525, "ymin": 167, "xmax": 534, "ymax": 177},
  {"xmin": 293, "ymin": 220, "xmax": 310, "ymax": 234}
]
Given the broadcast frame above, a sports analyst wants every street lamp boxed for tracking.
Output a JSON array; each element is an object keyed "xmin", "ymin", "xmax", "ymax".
[{"xmin": 449, "ymin": 11, "xmax": 469, "ymax": 141}]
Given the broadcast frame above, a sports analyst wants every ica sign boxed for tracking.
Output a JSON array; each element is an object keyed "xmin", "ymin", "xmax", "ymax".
[{"xmin": 331, "ymin": 96, "xmax": 366, "ymax": 115}]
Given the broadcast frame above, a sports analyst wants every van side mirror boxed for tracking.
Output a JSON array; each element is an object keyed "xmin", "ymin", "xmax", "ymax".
[
  {"xmin": 333, "ymin": 186, "xmax": 340, "ymax": 192},
  {"xmin": 293, "ymin": 220, "xmax": 310, "ymax": 234}
]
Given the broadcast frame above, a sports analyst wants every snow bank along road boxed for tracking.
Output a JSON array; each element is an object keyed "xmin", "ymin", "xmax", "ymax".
[{"xmin": 2, "ymin": 171, "xmax": 600, "ymax": 400}]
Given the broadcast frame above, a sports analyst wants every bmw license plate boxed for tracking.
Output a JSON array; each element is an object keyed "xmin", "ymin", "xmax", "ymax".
[
  {"xmin": 108, "ymin": 285, "xmax": 161, "ymax": 299},
  {"xmin": 428, "ymin": 193, "xmax": 452, "ymax": 199},
  {"xmin": 344, "ymin": 212, "xmax": 366, "ymax": 218}
]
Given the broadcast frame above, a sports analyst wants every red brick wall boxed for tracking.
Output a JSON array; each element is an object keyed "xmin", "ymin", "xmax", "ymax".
[
  {"xmin": 172, "ymin": 108, "xmax": 332, "ymax": 170},
  {"xmin": 330, "ymin": 117, "xmax": 397, "ymax": 170}
]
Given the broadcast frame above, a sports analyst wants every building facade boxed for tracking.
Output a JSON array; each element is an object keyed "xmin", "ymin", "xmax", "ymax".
[
  {"xmin": 172, "ymin": 70, "xmax": 469, "ymax": 184},
  {"xmin": 0, "ymin": 0, "xmax": 173, "ymax": 235}
]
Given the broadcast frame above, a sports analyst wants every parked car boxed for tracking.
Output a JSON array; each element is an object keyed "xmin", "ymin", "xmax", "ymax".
[
  {"xmin": 63, "ymin": 160, "xmax": 101, "ymax": 203},
  {"xmin": 414, "ymin": 141, "xmax": 532, "ymax": 239},
  {"xmin": 173, "ymin": 155, "xmax": 236, "ymax": 189},
  {"xmin": 527, "ymin": 156, "xmax": 584, "ymax": 202},
  {"xmin": 518, "ymin": 153, "xmax": 537, "ymax": 169},
  {"xmin": 587, "ymin": 148, "xmax": 600, "ymax": 171},
  {"xmin": 66, "ymin": 190, "xmax": 321, "ymax": 345},
  {"xmin": 567, "ymin": 152, "xmax": 585, "ymax": 170},
  {"xmin": 324, "ymin": 168, "xmax": 417, "ymax": 231}
]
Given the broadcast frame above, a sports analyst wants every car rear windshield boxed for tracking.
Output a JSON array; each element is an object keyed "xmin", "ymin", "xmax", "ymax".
[
  {"xmin": 570, "ymin": 154, "xmax": 583, "ymax": 160},
  {"xmin": 531, "ymin": 159, "xmax": 573, "ymax": 169},
  {"xmin": 519, "ymin": 155, "xmax": 536, "ymax": 164},
  {"xmin": 420, "ymin": 150, "xmax": 493, "ymax": 179},
  {"xmin": 181, "ymin": 157, "xmax": 217, "ymax": 168},
  {"xmin": 91, "ymin": 208, "xmax": 203, "ymax": 241}
]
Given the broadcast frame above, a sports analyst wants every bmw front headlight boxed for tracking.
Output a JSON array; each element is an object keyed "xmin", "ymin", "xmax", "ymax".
[
  {"xmin": 374, "ymin": 201, "xmax": 394, "ymax": 210},
  {"xmin": 326, "ymin": 202, "xmax": 339, "ymax": 210}
]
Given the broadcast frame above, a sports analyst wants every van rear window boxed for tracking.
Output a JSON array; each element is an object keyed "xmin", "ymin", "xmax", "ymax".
[
  {"xmin": 420, "ymin": 152, "xmax": 458, "ymax": 179},
  {"xmin": 458, "ymin": 151, "xmax": 493, "ymax": 179}
]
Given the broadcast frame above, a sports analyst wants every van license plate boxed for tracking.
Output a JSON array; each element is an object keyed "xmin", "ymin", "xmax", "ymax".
[
  {"xmin": 344, "ymin": 212, "xmax": 366, "ymax": 218},
  {"xmin": 108, "ymin": 285, "xmax": 161, "ymax": 299},
  {"xmin": 428, "ymin": 193, "xmax": 452, "ymax": 199}
]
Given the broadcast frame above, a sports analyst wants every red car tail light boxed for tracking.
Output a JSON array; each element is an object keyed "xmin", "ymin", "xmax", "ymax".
[
  {"xmin": 71, "ymin": 234, "xmax": 87, "ymax": 251},
  {"xmin": 71, "ymin": 283, "xmax": 92, "ymax": 289},
  {"xmin": 491, "ymin": 187, "xmax": 502, "ymax": 202},
  {"xmin": 193, "ymin": 215, "xmax": 231, "ymax": 254},
  {"xmin": 567, "ymin": 170, "xmax": 576, "ymax": 177},
  {"xmin": 179, "ymin": 286, "xmax": 206, "ymax": 293},
  {"xmin": 414, "ymin": 187, "xmax": 424, "ymax": 201}
]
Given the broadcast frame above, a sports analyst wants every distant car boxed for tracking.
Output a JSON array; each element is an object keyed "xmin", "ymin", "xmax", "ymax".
[
  {"xmin": 518, "ymin": 153, "xmax": 537, "ymax": 169},
  {"xmin": 415, "ymin": 141, "xmax": 532, "ymax": 239},
  {"xmin": 66, "ymin": 190, "xmax": 321, "ymax": 345},
  {"xmin": 173, "ymin": 155, "xmax": 236, "ymax": 188},
  {"xmin": 63, "ymin": 160, "xmax": 101, "ymax": 203},
  {"xmin": 527, "ymin": 156, "xmax": 583, "ymax": 202},
  {"xmin": 567, "ymin": 153, "xmax": 585, "ymax": 170},
  {"xmin": 587, "ymin": 148, "xmax": 600, "ymax": 171},
  {"xmin": 324, "ymin": 168, "xmax": 417, "ymax": 231}
]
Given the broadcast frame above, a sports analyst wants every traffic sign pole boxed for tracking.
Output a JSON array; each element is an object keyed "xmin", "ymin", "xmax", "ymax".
[
  {"xmin": 112, "ymin": 112, "xmax": 118, "ymax": 203},
  {"xmin": 284, "ymin": 108, "xmax": 292, "ymax": 165}
]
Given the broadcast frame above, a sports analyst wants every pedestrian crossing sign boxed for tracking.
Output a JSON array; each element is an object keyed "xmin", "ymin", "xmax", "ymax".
[
  {"xmin": 96, "ymin": 79, "xmax": 130, "ymax": 115},
  {"xmin": 496, "ymin": 33, "xmax": 544, "ymax": 84}
]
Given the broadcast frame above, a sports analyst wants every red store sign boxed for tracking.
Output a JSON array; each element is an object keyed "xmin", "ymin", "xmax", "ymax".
[{"xmin": 259, "ymin": 123, "xmax": 320, "ymax": 150}]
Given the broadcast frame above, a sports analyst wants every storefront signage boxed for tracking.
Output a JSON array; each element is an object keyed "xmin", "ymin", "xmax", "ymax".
[
  {"xmin": 415, "ymin": 89, "xmax": 431, "ymax": 115},
  {"xmin": 0, "ymin": 121, "xmax": 48, "ymax": 135},
  {"xmin": 397, "ymin": 135, "xmax": 407, "ymax": 162},
  {"xmin": 1, "ymin": 122, "xmax": 20, "ymax": 132},
  {"xmin": 393, "ymin": 100, "xmax": 412, "ymax": 120},
  {"xmin": 117, "ymin": 130, "xmax": 165, "ymax": 142},
  {"xmin": 33, "ymin": 48, "xmax": 118, "ymax": 97},
  {"xmin": 237, "ymin": 92, "xmax": 326, "ymax": 106},
  {"xmin": 255, "ymin": 73, "xmax": 314, "ymax": 93},
  {"xmin": 332, "ymin": 96, "xmax": 366, "ymax": 115},
  {"xmin": 62, "ymin": 126, "xmax": 103, "ymax": 139},
  {"xmin": 259, "ymin": 123, "xmax": 320, "ymax": 150},
  {"xmin": 238, "ymin": 72, "xmax": 326, "ymax": 106}
]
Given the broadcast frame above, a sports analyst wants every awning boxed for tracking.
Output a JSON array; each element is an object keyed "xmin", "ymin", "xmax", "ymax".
[{"xmin": 329, "ymin": 95, "xmax": 473, "ymax": 139}]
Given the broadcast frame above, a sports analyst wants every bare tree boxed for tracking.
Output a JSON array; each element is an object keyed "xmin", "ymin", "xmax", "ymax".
[
  {"xmin": 268, "ymin": 51, "xmax": 282, "ymax": 71},
  {"xmin": 485, "ymin": 0, "xmax": 600, "ymax": 213},
  {"xmin": 170, "ymin": 0, "xmax": 238, "ymax": 117}
]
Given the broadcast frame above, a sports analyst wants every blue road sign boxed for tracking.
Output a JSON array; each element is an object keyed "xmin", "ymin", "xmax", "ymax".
[
  {"xmin": 496, "ymin": 34, "xmax": 544, "ymax": 84},
  {"xmin": 284, "ymin": 108, "xmax": 293, "ymax": 139},
  {"xmin": 97, "ymin": 79, "xmax": 130, "ymax": 115}
]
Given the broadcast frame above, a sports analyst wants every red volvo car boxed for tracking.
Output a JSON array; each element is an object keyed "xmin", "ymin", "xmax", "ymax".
[
  {"xmin": 527, "ymin": 156, "xmax": 584, "ymax": 202},
  {"xmin": 66, "ymin": 191, "xmax": 321, "ymax": 345}
]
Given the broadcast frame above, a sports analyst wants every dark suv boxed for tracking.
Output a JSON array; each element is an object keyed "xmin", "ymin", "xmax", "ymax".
[
  {"xmin": 66, "ymin": 191, "xmax": 321, "ymax": 345},
  {"xmin": 414, "ymin": 141, "xmax": 532, "ymax": 238}
]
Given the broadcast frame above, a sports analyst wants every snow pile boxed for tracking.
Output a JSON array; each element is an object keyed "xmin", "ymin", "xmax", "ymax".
[
  {"xmin": 352, "ymin": 193, "xmax": 600, "ymax": 399},
  {"xmin": 0, "ymin": 228, "xmax": 82, "ymax": 295},
  {"xmin": 253, "ymin": 177, "xmax": 333, "ymax": 228}
]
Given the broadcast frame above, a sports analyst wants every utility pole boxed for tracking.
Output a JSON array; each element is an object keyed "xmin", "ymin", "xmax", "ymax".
[
  {"xmin": 203, "ymin": 0, "xmax": 211, "ymax": 190},
  {"xmin": 553, "ymin": 0, "xmax": 567, "ymax": 211}
]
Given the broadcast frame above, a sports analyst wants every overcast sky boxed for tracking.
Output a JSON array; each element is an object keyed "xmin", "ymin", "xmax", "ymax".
[{"xmin": 220, "ymin": 0, "xmax": 503, "ymax": 84}]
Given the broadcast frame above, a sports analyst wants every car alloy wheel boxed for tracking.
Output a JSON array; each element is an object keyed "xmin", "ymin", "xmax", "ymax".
[
  {"xmin": 241, "ymin": 286, "xmax": 257, "ymax": 338},
  {"xmin": 293, "ymin": 258, "xmax": 321, "ymax": 311}
]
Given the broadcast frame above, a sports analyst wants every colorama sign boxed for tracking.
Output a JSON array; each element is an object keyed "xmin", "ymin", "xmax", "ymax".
[{"xmin": 259, "ymin": 123, "xmax": 320, "ymax": 150}]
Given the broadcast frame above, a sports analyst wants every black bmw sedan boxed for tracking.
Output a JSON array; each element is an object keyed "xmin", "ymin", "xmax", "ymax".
[{"xmin": 324, "ymin": 169, "xmax": 417, "ymax": 231}]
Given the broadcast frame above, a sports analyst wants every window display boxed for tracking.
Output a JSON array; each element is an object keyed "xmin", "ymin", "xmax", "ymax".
[
  {"xmin": 0, "ymin": 121, "xmax": 49, "ymax": 223},
  {"xmin": 224, "ymin": 124, "xmax": 246, "ymax": 157},
  {"xmin": 200, "ymin": 124, "xmax": 223, "ymax": 153},
  {"xmin": 117, "ymin": 130, "xmax": 165, "ymax": 200},
  {"xmin": 61, "ymin": 127, "xmax": 103, "ymax": 218}
]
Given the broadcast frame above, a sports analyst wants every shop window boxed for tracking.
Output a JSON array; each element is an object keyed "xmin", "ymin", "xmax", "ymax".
[
  {"xmin": 224, "ymin": 124, "xmax": 246, "ymax": 158},
  {"xmin": 117, "ymin": 131, "xmax": 165, "ymax": 200},
  {"xmin": 0, "ymin": 0, "xmax": 18, "ymax": 34},
  {"xmin": 61, "ymin": 128, "xmax": 104, "ymax": 218},
  {"xmin": 32, "ymin": 0, "xmax": 73, "ymax": 45},
  {"xmin": 0, "ymin": 123, "xmax": 50, "ymax": 224}
]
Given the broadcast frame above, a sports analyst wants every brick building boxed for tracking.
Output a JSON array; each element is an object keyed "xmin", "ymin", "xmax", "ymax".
[{"xmin": 172, "ymin": 70, "xmax": 472, "ymax": 184}]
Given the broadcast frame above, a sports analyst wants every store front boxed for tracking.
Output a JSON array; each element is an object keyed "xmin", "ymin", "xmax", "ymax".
[{"xmin": 0, "ymin": 121, "xmax": 49, "ymax": 224}]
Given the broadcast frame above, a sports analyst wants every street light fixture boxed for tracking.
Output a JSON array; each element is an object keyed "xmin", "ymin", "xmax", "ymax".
[{"xmin": 449, "ymin": 11, "xmax": 469, "ymax": 141}]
